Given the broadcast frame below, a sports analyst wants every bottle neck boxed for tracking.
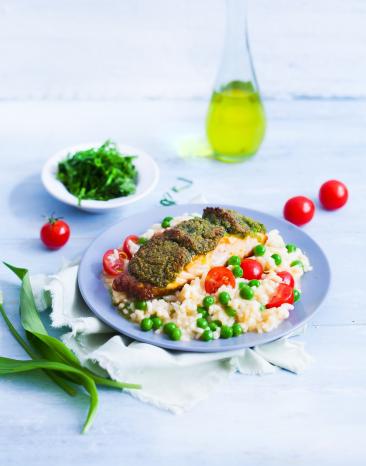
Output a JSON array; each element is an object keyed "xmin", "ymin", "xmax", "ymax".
[
  {"xmin": 225, "ymin": 0, "xmax": 248, "ymax": 46},
  {"xmin": 215, "ymin": 0, "xmax": 258, "ymax": 90}
]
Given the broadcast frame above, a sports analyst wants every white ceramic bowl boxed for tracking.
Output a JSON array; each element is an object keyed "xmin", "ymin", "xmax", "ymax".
[{"xmin": 41, "ymin": 142, "xmax": 159, "ymax": 213}]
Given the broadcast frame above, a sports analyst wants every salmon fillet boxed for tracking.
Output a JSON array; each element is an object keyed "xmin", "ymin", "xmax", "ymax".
[
  {"xmin": 113, "ymin": 234, "xmax": 264, "ymax": 299},
  {"xmin": 112, "ymin": 208, "xmax": 266, "ymax": 299}
]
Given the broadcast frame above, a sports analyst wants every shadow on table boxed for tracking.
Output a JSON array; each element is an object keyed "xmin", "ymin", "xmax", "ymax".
[{"xmin": 8, "ymin": 173, "xmax": 76, "ymax": 224}]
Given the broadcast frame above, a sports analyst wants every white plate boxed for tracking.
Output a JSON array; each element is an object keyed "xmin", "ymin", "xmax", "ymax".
[{"xmin": 41, "ymin": 142, "xmax": 159, "ymax": 213}]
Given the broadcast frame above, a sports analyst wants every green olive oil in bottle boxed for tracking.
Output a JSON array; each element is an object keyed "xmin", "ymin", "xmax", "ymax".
[{"xmin": 206, "ymin": 0, "xmax": 266, "ymax": 163}]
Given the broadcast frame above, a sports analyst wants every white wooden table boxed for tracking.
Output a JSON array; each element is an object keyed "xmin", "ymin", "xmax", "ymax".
[{"xmin": 0, "ymin": 1, "xmax": 366, "ymax": 465}]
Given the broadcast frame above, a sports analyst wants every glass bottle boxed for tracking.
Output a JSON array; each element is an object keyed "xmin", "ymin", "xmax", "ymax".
[{"xmin": 206, "ymin": 0, "xmax": 266, "ymax": 163}]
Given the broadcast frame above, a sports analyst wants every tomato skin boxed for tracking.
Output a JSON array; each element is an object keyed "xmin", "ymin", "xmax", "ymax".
[
  {"xmin": 277, "ymin": 271, "xmax": 295, "ymax": 288},
  {"xmin": 266, "ymin": 283, "xmax": 294, "ymax": 309},
  {"xmin": 283, "ymin": 196, "xmax": 315, "ymax": 226},
  {"xmin": 319, "ymin": 180, "xmax": 348, "ymax": 210},
  {"xmin": 122, "ymin": 235, "xmax": 139, "ymax": 259},
  {"xmin": 40, "ymin": 219, "xmax": 70, "ymax": 250},
  {"xmin": 102, "ymin": 249, "xmax": 128, "ymax": 276},
  {"xmin": 240, "ymin": 259, "xmax": 263, "ymax": 280},
  {"xmin": 205, "ymin": 266, "xmax": 236, "ymax": 294}
]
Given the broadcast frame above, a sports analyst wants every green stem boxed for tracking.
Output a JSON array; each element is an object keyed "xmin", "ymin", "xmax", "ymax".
[
  {"xmin": 90, "ymin": 373, "xmax": 141, "ymax": 390},
  {"xmin": 0, "ymin": 304, "xmax": 36, "ymax": 357}
]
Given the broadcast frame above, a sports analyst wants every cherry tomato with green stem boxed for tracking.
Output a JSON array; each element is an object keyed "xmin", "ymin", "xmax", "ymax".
[{"xmin": 40, "ymin": 215, "xmax": 70, "ymax": 250}]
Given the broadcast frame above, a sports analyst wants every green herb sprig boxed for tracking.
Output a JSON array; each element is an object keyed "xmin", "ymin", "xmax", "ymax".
[
  {"xmin": 56, "ymin": 140, "xmax": 138, "ymax": 204},
  {"xmin": 0, "ymin": 263, "xmax": 141, "ymax": 433}
]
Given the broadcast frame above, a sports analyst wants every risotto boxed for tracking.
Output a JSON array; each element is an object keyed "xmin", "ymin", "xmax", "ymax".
[{"xmin": 103, "ymin": 209, "xmax": 312, "ymax": 342}]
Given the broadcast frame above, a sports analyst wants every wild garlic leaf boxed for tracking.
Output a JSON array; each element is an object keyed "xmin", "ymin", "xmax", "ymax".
[
  {"xmin": 4, "ymin": 262, "xmax": 47, "ymax": 335},
  {"xmin": 5, "ymin": 263, "xmax": 80, "ymax": 364},
  {"xmin": 26, "ymin": 332, "xmax": 82, "ymax": 386},
  {"xmin": 0, "ymin": 302, "xmax": 76, "ymax": 397},
  {"xmin": 4, "ymin": 263, "xmax": 142, "ymax": 390},
  {"xmin": 2, "ymin": 262, "xmax": 141, "ymax": 432},
  {"xmin": 33, "ymin": 332, "xmax": 81, "ymax": 365},
  {"xmin": 0, "ymin": 357, "xmax": 98, "ymax": 433}
]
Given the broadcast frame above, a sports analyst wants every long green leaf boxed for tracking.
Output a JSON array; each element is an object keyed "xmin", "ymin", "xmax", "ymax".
[
  {"xmin": 4, "ymin": 262, "xmax": 47, "ymax": 335},
  {"xmin": 26, "ymin": 332, "xmax": 82, "ymax": 386},
  {"xmin": 0, "ymin": 303, "xmax": 76, "ymax": 397},
  {"xmin": 4, "ymin": 262, "xmax": 141, "ymax": 391},
  {"xmin": 32, "ymin": 332, "xmax": 81, "ymax": 365},
  {"xmin": 0, "ymin": 303, "xmax": 36, "ymax": 357},
  {"xmin": 30, "ymin": 331, "xmax": 141, "ymax": 390},
  {"xmin": 0, "ymin": 357, "xmax": 98, "ymax": 433},
  {"xmin": 3, "ymin": 263, "xmax": 27, "ymax": 280}
]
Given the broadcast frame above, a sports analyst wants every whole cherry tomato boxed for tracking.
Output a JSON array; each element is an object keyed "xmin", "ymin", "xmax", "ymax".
[
  {"xmin": 266, "ymin": 283, "xmax": 294, "ymax": 309},
  {"xmin": 277, "ymin": 271, "xmax": 295, "ymax": 288},
  {"xmin": 283, "ymin": 196, "xmax": 315, "ymax": 226},
  {"xmin": 319, "ymin": 180, "xmax": 348, "ymax": 210},
  {"xmin": 122, "ymin": 235, "xmax": 139, "ymax": 259},
  {"xmin": 40, "ymin": 216, "xmax": 70, "ymax": 250},
  {"xmin": 102, "ymin": 249, "xmax": 128, "ymax": 276},
  {"xmin": 241, "ymin": 258, "xmax": 263, "ymax": 280},
  {"xmin": 205, "ymin": 266, "xmax": 236, "ymax": 294}
]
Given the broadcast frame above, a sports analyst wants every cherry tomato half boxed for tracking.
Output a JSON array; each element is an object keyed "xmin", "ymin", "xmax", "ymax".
[
  {"xmin": 40, "ymin": 216, "xmax": 70, "ymax": 250},
  {"xmin": 283, "ymin": 196, "xmax": 315, "ymax": 226},
  {"xmin": 241, "ymin": 258, "xmax": 263, "ymax": 280},
  {"xmin": 266, "ymin": 283, "xmax": 294, "ymax": 309},
  {"xmin": 319, "ymin": 179, "xmax": 348, "ymax": 210},
  {"xmin": 277, "ymin": 271, "xmax": 295, "ymax": 288},
  {"xmin": 122, "ymin": 235, "xmax": 139, "ymax": 259},
  {"xmin": 102, "ymin": 249, "xmax": 128, "ymax": 276},
  {"xmin": 205, "ymin": 267, "xmax": 236, "ymax": 294}
]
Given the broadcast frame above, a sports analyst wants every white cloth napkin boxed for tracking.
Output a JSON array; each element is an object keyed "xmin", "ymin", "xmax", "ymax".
[{"xmin": 31, "ymin": 265, "xmax": 312, "ymax": 414}]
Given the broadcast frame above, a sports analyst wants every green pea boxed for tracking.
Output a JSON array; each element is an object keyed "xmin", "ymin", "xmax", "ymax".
[
  {"xmin": 135, "ymin": 300, "xmax": 148, "ymax": 311},
  {"xmin": 197, "ymin": 317, "xmax": 209, "ymax": 329},
  {"xmin": 271, "ymin": 254, "xmax": 282, "ymax": 266},
  {"xmin": 161, "ymin": 216, "xmax": 173, "ymax": 228},
  {"xmin": 208, "ymin": 322, "xmax": 218, "ymax": 332},
  {"xmin": 203, "ymin": 295, "xmax": 215, "ymax": 308},
  {"xmin": 197, "ymin": 306, "xmax": 208, "ymax": 318},
  {"xmin": 260, "ymin": 304, "xmax": 266, "ymax": 312},
  {"xmin": 294, "ymin": 289, "xmax": 301, "ymax": 302},
  {"xmin": 163, "ymin": 322, "xmax": 177, "ymax": 335},
  {"xmin": 253, "ymin": 244, "xmax": 266, "ymax": 256},
  {"xmin": 248, "ymin": 279, "xmax": 260, "ymax": 287},
  {"xmin": 219, "ymin": 291, "xmax": 231, "ymax": 305},
  {"xmin": 291, "ymin": 260, "xmax": 303, "ymax": 268},
  {"xmin": 228, "ymin": 255, "xmax": 241, "ymax": 266},
  {"xmin": 140, "ymin": 318, "xmax": 153, "ymax": 332},
  {"xmin": 225, "ymin": 306, "xmax": 236, "ymax": 317},
  {"xmin": 239, "ymin": 282, "xmax": 247, "ymax": 290},
  {"xmin": 286, "ymin": 243, "xmax": 297, "ymax": 253},
  {"xmin": 201, "ymin": 329, "xmax": 213, "ymax": 342},
  {"xmin": 138, "ymin": 237, "xmax": 148, "ymax": 245},
  {"xmin": 240, "ymin": 285, "xmax": 254, "ymax": 300},
  {"xmin": 232, "ymin": 323, "xmax": 243, "ymax": 337},
  {"xmin": 220, "ymin": 325, "xmax": 233, "ymax": 339},
  {"xmin": 232, "ymin": 266, "xmax": 243, "ymax": 278},
  {"xmin": 151, "ymin": 316, "xmax": 162, "ymax": 330},
  {"xmin": 213, "ymin": 319, "xmax": 223, "ymax": 327},
  {"xmin": 170, "ymin": 327, "xmax": 182, "ymax": 341}
]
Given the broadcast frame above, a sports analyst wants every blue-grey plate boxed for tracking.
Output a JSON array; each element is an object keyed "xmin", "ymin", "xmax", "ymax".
[{"xmin": 78, "ymin": 204, "xmax": 330, "ymax": 352}]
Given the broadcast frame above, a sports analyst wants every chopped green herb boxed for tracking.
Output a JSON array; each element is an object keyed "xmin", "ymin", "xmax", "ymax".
[{"xmin": 56, "ymin": 140, "xmax": 138, "ymax": 204}]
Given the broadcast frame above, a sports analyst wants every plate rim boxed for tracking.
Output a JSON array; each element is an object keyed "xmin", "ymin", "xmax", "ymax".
[{"xmin": 78, "ymin": 203, "xmax": 331, "ymax": 352}]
